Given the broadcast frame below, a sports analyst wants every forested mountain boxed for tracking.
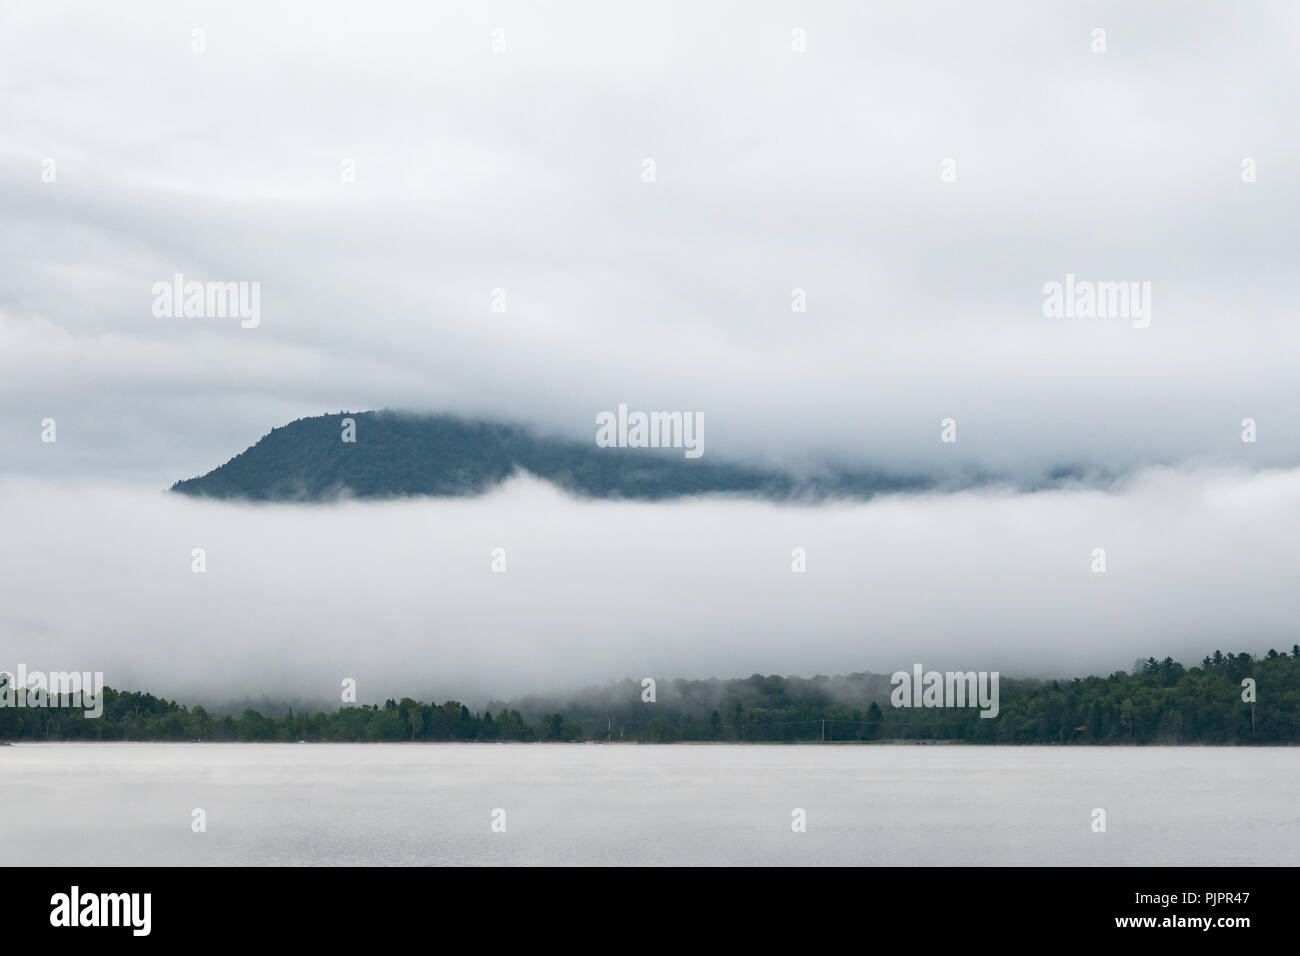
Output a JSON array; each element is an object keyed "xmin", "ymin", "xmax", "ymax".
[
  {"xmin": 5, "ymin": 649, "xmax": 1297, "ymax": 744},
  {"xmin": 170, "ymin": 410, "xmax": 928, "ymax": 501}
]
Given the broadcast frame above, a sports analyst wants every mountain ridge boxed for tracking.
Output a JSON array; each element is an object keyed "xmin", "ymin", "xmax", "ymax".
[{"xmin": 169, "ymin": 409, "xmax": 934, "ymax": 502}]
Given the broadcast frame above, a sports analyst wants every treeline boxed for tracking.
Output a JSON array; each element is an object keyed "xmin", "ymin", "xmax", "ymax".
[
  {"xmin": 2, "ymin": 648, "xmax": 1298, "ymax": 744},
  {"xmin": 0, "ymin": 691, "xmax": 580, "ymax": 743},
  {"xmin": 502, "ymin": 649, "xmax": 1300, "ymax": 745}
]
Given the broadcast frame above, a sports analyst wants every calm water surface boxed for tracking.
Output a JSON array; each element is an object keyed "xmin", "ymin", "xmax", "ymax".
[{"xmin": 2, "ymin": 743, "xmax": 1294, "ymax": 865}]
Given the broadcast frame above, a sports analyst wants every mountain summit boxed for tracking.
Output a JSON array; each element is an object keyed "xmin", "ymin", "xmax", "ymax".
[{"xmin": 169, "ymin": 410, "xmax": 928, "ymax": 502}]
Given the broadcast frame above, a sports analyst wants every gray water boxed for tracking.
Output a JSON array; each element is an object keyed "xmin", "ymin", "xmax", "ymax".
[{"xmin": 2, "ymin": 743, "xmax": 1295, "ymax": 865}]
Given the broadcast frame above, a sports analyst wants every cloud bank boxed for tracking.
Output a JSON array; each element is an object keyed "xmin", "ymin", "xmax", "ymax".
[{"xmin": 3, "ymin": 469, "xmax": 1297, "ymax": 705}]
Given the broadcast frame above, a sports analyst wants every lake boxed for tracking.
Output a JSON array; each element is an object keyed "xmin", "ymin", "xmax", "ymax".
[{"xmin": 2, "ymin": 743, "xmax": 1294, "ymax": 865}]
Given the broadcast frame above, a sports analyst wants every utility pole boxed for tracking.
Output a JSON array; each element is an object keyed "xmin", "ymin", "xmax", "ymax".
[
  {"xmin": 608, "ymin": 717, "xmax": 612, "ymax": 743},
  {"xmin": 821, "ymin": 719, "xmax": 825, "ymax": 743}
]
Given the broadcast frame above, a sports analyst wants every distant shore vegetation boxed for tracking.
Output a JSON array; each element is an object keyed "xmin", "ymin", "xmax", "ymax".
[{"xmin": 2, "ymin": 649, "xmax": 1298, "ymax": 744}]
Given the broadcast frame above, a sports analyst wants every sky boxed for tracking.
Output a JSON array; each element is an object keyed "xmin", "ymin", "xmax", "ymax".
[{"xmin": 2, "ymin": 1, "xmax": 1298, "ymax": 702}]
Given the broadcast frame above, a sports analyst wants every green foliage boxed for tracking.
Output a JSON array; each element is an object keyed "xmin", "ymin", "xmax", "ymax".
[
  {"xmin": 0, "ymin": 684, "xmax": 547, "ymax": 743},
  {"xmin": 3, "ymin": 650, "xmax": 1295, "ymax": 744},
  {"xmin": 169, "ymin": 410, "xmax": 926, "ymax": 501}
]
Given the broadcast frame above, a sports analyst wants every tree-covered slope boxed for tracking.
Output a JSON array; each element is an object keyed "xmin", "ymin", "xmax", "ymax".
[
  {"xmin": 169, "ymin": 410, "xmax": 928, "ymax": 502},
  {"xmin": 5, "ymin": 650, "xmax": 1297, "ymax": 744}
]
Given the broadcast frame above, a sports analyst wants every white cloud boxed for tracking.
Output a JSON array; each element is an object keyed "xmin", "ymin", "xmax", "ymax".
[{"xmin": 3, "ymin": 469, "xmax": 1297, "ymax": 703}]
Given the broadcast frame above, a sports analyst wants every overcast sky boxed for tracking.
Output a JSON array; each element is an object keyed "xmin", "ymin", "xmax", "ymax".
[
  {"xmin": 4, "ymin": 0, "xmax": 1299, "ymax": 482},
  {"xmin": 3, "ymin": 2, "xmax": 1298, "ymax": 698}
]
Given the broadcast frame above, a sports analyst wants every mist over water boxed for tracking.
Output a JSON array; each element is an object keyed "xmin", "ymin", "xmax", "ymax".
[
  {"xmin": 2, "ymin": 744, "xmax": 1294, "ymax": 866},
  {"xmin": 3, "ymin": 467, "xmax": 1298, "ymax": 707}
]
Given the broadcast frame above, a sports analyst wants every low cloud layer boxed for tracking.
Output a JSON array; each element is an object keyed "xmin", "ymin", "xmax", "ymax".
[{"xmin": 3, "ymin": 469, "xmax": 1297, "ymax": 706}]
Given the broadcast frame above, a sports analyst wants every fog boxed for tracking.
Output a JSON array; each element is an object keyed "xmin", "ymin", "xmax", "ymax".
[
  {"xmin": 3, "ymin": 2, "xmax": 1299, "ymax": 709},
  {"xmin": 3, "ymin": 469, "xmax": 1297, "ymax": 707},
  {"xmin": 3, "ymin": 0, "xmax": 1300, "ymax": 484}
]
